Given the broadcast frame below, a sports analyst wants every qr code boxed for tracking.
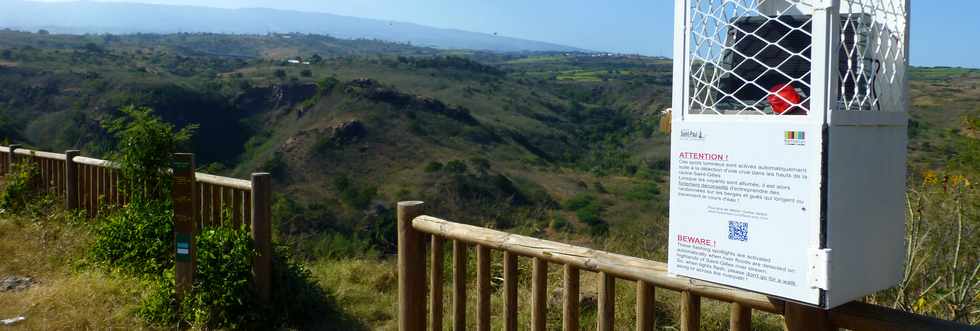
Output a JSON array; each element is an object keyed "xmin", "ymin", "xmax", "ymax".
[{"xmin": 728, "ymin": 221, "xmax": 748, "ymax": 241}]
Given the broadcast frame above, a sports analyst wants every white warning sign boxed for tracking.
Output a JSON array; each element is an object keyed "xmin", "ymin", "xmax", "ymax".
[{"xmin": 667, "ymin": 121, "xmax": 823, "ymax": 304}]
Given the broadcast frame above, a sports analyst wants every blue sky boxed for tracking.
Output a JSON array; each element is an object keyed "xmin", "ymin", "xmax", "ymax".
[{"xmin": 33, "ymin": 0, "xmax": 979, "ymax": 68}]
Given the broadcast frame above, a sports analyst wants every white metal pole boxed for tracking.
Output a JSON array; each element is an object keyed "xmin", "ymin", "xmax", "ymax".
[
  {"xmin": 671, "ymin": 0, "xmax": 688, "ymax": 122},
  {"xmin": 903, "ymin": 0, "xmax": 911, "ymax": 113},
  {"xmin": 809, "ymin": 0, "xmax": 842, "ymax": 125}
]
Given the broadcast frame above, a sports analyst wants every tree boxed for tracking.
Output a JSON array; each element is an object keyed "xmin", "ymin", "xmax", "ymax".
[
  {"xmin": 0, "ymin": 49, "xmax": 10, "ymax": 60},
  {"xmin": 37, "ymin": 29, "xmax": 49, "ymax": 35},
  {"xmin": 273, "ymin": 69, "xmax": 287, "ymax": 80},
  {"xmin": 104, "ymin": 105, "xmax": 197, "ymax": 203},
  {"xmin": 310, "ymin": 53, "xmax": 323, "ymax": 64},
  {"xmin": 300, "ymin": 69, "xmax": 312, "ymax": 77}
]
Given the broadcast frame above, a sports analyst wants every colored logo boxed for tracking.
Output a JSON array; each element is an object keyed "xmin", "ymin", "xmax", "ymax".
[{"xmin": 784, "ymin": 131, "xmax": 806, "ymax": 146}]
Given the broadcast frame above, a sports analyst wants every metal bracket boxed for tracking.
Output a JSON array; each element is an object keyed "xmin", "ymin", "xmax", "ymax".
[{"xmin": 808, "ymin": 248, "xmax": 831, "ymax": 290}]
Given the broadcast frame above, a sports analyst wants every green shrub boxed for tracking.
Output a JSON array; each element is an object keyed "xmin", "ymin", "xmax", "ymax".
[
  {"xmin": 561, "ymin": 193, "xmax": 607, "ymax": 235},
  {"xmin": 563, "ymin": 193, "xmax": 596, "ymax": 211},
  {"xmin": 92, "ymin": 105, "xmax": 192, "ymax": 275},
  {"xmin": 90, "ymin": 201, "xmax": 174, "ymax": 274},
  {"xmin": 137, "ymin": 269, "xmax": 179, "ymax": 325},
  {"xmin": 624, "ymin": 181, "xmax": 660, "ymax": 201},
  {"xmin": 550, "ymin": 215, "xmax": 572, "ymax": 233},
  {"xmin": 104, "ymin": 105, "xmax": 196, "ymax": 204},
  {"xmin": 575, "ymin": 203, "xmax": 602, "ymax": 226},
  {"xmin": 316, "ymin": 76, "xmax": 339, "ymax": 94},
  {"xmin": 138, "ymin": 234, "xmax": 339, "ymax": 329},
  {"xmin": 181, "ymin": 226, "xmax": 257, "ymax": 329},
  {"xmin": 333, "ymin": 176, "xmax": 376, "ymax": 210},
  {"xmin": 0, "ymin": 161, "xmax": 39, "ymax": 212}
]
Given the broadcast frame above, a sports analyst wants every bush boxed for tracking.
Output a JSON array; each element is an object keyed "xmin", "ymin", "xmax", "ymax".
[
  {"xmin": 139, "ymin": 234, "xmax": 340, "ymax": 329},
  {"xmin": 563, "ymin": 193, "xmax": 596, "ymax": 211},
  {"xmin": 92, "ymin": 105, "xmax": 192, "ymax": 274},
  {"xmin": 104, "ymin": 105, "xmax": 195, "ymax": 203},
  {"xmin": 90, "ymin": 201, "xmax": 174, "ymax": 275},
  {"xmin": 333, "ymin": 176, "xmax": 376, "ymax": 211},
  {"xmin": 575, "ymin": 203, "xmax": 602, "ymax": 226},
  {"xmin": 181, "ymin": 226, "xmax": 257, "ymax": 329},
  {"xmin": 550, "ymin": 215, "xmax": 572, "ymax": 233},
  {"xmin": 624, "ymin": 181, "xmax": 660, "ymax": 201},
  {"xmin": 0, "ymin": 161, "xmax": 39, "ymax": 212},
  {"xmin": 562, "ymin": 193, "xmax": 607, "ymax": 235},
  {"xmin": 137, "ymin": 269, "xmax": 179, "ymax": 325}
]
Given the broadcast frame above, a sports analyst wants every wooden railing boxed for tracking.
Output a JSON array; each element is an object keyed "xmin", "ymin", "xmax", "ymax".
[
  {"xmin": 396, "ymin": 201, "xmax": 975, "ymax": 331},
  {"xmin": 0, "ymin": 145, "xmax": 272, "ymax": 300}
]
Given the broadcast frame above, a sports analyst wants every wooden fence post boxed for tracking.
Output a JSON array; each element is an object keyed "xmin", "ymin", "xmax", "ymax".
[
  {"xmin": 65, "ymin": 150, "xmax": 79, "ymax": 210},
  {"xmin": 730, "ymin": 303, "xmax": 752, "ymax": 331},
  {"xmin": 453, "ymin": 240, "xmax": 467, "ymax": 331},
  {"xmin": 531, "ymin": 257, "xmax": 548, "ymax": 331},
  {"xmin": 172, "ymin": 153, "xmax": 196, "ymax": 301},
  {"xmin": 783, "ymin": 302, "xmax": 834, "ymax": 331},
  {"xmin": 250, "ymin": 173, "xmax": 272, "ymax": 303},
  {"xmin": 598, "ymin": 272, "xmax": 615, "ymax": 331},
  {"xmin": 477, "ymin": 245, "xmax": 491, "ymax": 331},
  {"xmin": 430, "ymin": 236, "xmax": 444, "ymax": 331},
  {"xmin": 681, "ymin": 291, "xmax": 701, "ymax": 331},
  {"xmin": 503, "ymin": 252, "xmax": 518, "ymax": 331},
  {"xmin": 8, "ymin": 144, "xmax": 20, "ymax": 172},
  {"xmin": 398, "ymin": 201, "xmax": 426, "ymax": 331},
  {"xmin": 636, "ymin": 281, "xmax": 656, "ymax": 331},
  {"xmin": 563, "ymin": 265, "xmax": 580, "ymax": 331}
]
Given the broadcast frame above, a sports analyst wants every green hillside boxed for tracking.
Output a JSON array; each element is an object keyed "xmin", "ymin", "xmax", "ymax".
[
  {"xmin": 0, "ymin": 30, "xmax": 977, "ymax": 328},
  {"xmin": 0, "ymin": 30, "xmax": 675, "ymax": 255}
]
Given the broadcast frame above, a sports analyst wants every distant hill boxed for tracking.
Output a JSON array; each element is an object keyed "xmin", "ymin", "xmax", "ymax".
[{"xmin": 0, "ymin": 0, "xmax": 587, "ymax": 53}]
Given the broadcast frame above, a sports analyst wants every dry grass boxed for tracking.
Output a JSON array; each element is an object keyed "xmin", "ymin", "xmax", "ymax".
[
  {"xmin": 306, "ymin": 251, "xmax": 788, "ymax": 331},
  {"xmin": 307, "ymin": 258, "xmax": 399, "ymax": 330},
  {"xmin": 0, "ymin": 212, "xmax": 157, "ymax": 330}
]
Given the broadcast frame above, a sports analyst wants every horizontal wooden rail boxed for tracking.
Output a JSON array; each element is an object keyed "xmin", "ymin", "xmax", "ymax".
[
  {"xmin": 399, "ymin": 208, "xmax": 975, "ymax": 331},
  {"xmin": 195, "ymin": 172, "xmax": 252, "ymax": 190},
  {"xmin": 13, "ymin": 149, "xmax": 66, "ymax": 160},
  {"xmin": 412, "ymin": 215, "xmax": 783, "ymax": 313},
  {"xmin": 72, "ymin": 156, "xmax": 119, "ymax": 168}
]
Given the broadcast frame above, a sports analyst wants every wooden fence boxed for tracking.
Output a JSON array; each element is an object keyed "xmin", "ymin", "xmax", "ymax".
[
  {"xmin": 396, "ymin": 201, "xmax": 975, "ymax": 331},
  {"xmin": 0, "ymin": 145, "xmax": 272, "ymax": 301}
]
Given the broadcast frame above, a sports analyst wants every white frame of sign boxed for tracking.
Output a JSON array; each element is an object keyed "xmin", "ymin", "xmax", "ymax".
[{"xmin": 668, "ymin": 0, "xmax": 910, "ymax": 309}]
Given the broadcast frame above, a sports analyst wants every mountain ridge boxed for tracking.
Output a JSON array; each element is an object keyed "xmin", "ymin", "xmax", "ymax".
[{"xmin": 0, "ymin": 0, "xmax": 589, "ymax": 53}]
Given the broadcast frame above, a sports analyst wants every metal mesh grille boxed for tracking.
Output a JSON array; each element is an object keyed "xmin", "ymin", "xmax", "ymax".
[
  {"xmin": 688, "ymin": 0, "xmax": 817, "ymax": 115},
  {"xmin": 686, "ymin": 0, "xmax": 908, "ymax": 115},
  {"xmin": 838, "ymin": 0, "xmax": 907, "ymax": 112}
]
